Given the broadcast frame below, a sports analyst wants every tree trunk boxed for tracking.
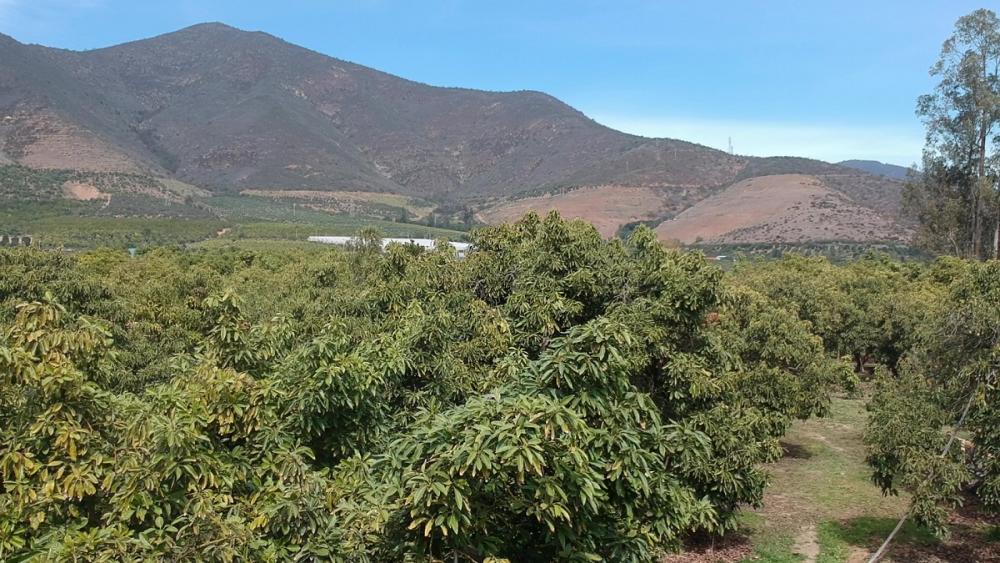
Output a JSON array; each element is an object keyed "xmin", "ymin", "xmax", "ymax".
[
  {"xmin": 994, "ymin": 217, "xmax": 999, "ymax": 260},
  {"xmin": 971, "ymin": 186, "xmax": 981, "ymax": 259},
  {"xmin": 974, "ymin": 119, "xmax": 989, "ymax": 259}
]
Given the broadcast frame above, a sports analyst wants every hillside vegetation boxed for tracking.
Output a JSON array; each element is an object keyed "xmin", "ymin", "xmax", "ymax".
[
  {"xmin": 0, "ymin": 23, "xmax": 907, "ymax": 244},
  {"xmin": 0, "ymin": 164, "xmax": 468, "ymax": 249}
]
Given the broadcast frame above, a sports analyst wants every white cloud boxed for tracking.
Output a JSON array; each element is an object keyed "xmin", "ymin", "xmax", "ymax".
[{"xmin": 593, "ymin": 114, "xmax": 924, "ymax": 167}]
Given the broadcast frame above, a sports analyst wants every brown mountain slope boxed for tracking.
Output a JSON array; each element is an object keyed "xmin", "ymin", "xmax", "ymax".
[
  {"xmin": 0, "ymin": 23, "xmax": 910, "ymax": 244},
  {"xmin": 0, "ymin": 23, "xmax": 746, "ymax": 200},
  {"xmin": 479, "ymin": 182, "xmax": 718, "ymax": 238},
  {"xmin": 654, "ymin": 174, "xmax": 910, "ymax": 244},
  {"xmin": 479, "ymin": 185, "xmax": 688, "ymax": 238},
  {"xmin": 480, "ymin": 154, "xmax": 910, "ymax": 242}
]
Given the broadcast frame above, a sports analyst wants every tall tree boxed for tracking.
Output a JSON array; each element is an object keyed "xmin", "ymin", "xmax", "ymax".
[{"xmin": 909, "ymin": 8, "xmax": 1000, "ymax": 259}]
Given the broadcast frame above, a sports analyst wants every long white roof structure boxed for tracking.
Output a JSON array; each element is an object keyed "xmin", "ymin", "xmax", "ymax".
[{"xmin": 308, "ymin": 236, "xmax": 472, "ymax": 256}]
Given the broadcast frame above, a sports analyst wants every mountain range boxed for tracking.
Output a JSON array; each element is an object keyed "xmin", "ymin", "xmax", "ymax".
[
  {"xmin": 836, "ymin": 160, "xmax": 915, "ymax": 181},
  {"xmin": 0, "ymin": 23, "xmax": 912, "ymax": 244}
]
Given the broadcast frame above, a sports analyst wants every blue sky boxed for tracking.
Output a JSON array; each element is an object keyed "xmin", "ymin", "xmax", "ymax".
[{"xmin": 0, "ymin": 1, "xmax": 990, "ymax": 166}]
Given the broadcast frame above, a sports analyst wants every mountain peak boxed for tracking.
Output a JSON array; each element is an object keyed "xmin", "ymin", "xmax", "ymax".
[
  {"xmin": 87, "ymin": 20, "xmax": 286, "ymax": 58},
  {"xmin": 176, "ymin": 22, "xmax": 246, "ymax": 34},
  {"xmin": 120, "ymin": 21, "xmax": 275, "ymax": 47}
]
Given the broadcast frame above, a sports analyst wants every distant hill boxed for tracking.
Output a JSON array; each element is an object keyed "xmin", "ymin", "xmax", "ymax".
[
  {"xmin": 654, "ymin": 174, "xmax": 905, "ymax": 244},
  {"xmin": 836, "ymin": 160, "xmax": 915, "ymax": 181},
  {"xmin": 0, "ymin": 23, "xmax": 743, "ymax": 199},
  {"xmin": 0, "ymin": 23, "xmax": 911, "ymax": 244}
]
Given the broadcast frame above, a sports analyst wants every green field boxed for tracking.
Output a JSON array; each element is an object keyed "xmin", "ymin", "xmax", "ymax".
[
  {"xmin": 2, "ymin": 192, "xmax": 467, "ymax": 250},
  {"xmin": 207, "ymin": 195, "xmax": 465, "ymax": 238},
  {"xmin": 0, "ymin": 163, "xmax": 467, "ymax": 249},
  {"xmin": 188, "ymin": 238, "xmax": 336, "ymax": 253},
  {"xmin": 3, "ymin": 215, "xmax": 226, "ymax": 249}
]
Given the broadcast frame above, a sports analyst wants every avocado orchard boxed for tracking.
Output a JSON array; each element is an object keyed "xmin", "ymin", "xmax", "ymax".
[
  {"xmin": 0, "ymin": 212, "xmax": 992, "ymax": 561},
  {"xmin": 731, "ymin": 254, "xmax": 1000, "ymax": 540}
]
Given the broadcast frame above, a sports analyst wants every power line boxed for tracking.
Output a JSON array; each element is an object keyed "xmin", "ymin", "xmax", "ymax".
[{"xmin": 867, "ymin": 384, "xmax": 981, "ymax": 562}]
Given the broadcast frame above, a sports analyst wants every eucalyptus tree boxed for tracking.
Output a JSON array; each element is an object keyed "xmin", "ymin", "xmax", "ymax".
[{"xmin": 909, "ymin": 8, "xmax": 1000, "ymax": 259}]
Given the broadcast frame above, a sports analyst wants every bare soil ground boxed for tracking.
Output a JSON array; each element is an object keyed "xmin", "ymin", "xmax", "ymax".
[
  {"xmin": 792, "ymin": 525, "xmax": 820, "ymax": 562},
  {"xmin": 479, "ymin": 185, "xmax": 684, "ymax": 237},
  {"xmin": 655, "ymin": 174, "xmax": 826, "ymax": 243},
  {"xmin": 6, "ymin": 109, "xmax": 142, "ymax": 173},
  {"xmin": 662, "ymin": 532, "xmax": 754, "ymax": 563},
  {"xmin": 654, "ymin": 175, "xmax": 909, "ymax": 244},
  {"xmin": 62, "ymin": 181, "xmax": 107, "ymax": 201}
]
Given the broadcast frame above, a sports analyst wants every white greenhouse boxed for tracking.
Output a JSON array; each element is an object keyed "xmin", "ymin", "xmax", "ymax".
[{"xmin": 308, "ymin": 236, "xmax": 472, "ymax": 258}]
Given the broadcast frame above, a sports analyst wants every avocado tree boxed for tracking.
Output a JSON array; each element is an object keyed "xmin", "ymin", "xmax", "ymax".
[
  {"xmin": 0, "ymin": 213, "xmax": 851, "ymax": 561},
  {"xmin": 865, "ymin": 261, "xmax": 1000, "ymax": 536}
]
